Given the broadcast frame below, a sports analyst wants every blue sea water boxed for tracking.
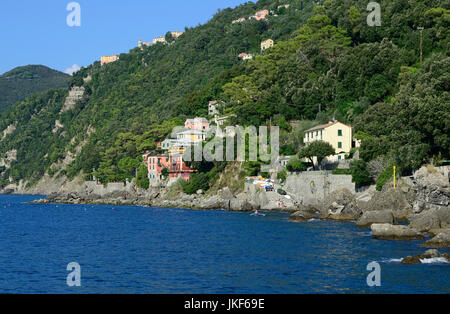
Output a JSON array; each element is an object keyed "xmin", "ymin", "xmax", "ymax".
[{"xmin": 0, "ymin": 194, "xmax": 448, "ymax": 294}]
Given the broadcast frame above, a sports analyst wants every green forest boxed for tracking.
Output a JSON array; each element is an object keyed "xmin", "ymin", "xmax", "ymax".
[
  {"xmin": 0, "ymin": 65, "xmax": 69, "ymax": 113},
  {"xmin": 0, "ymin": 0, "xmax": 448, "ymax": 192}
]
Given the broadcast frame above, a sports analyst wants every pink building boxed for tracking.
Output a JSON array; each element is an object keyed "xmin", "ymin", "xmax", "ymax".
[
  {"xmin": 253, "ymin": 10, "xmax": 269, "ymax": 21},
  {"xmin": 142, "ymin": 152, "xmax": 195, "ymax": 185},
  {"xmin": 184, "ymin": 117, "xmax": 210, "ymax": 131}
]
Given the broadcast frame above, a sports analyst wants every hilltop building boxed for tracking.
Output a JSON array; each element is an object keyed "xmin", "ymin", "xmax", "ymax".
[
  {"xmin": 238, "ymin": 53, "xmax": 254, "ymax": 60},
  {"xmin": 153, "ymin": 36, "xmax": 166, "ymax": 44},
  {"xmin": 251, "ymin": 9, "xmax": 269, "ymax": 21},
  {"xmin": 261, "ymin": 39, "xmax": 274, "ymax": 51},
  {"xmin": 232, "ymin": 17, "xmax": 247, "ymax": 24},
  {"xmin": 138, "ymin": 40, "xmax": 153, "ymax": 49},
  {"xmin": 185, "ymin": 117, "xmax": 210, "ymax": 131},
  {"xmin": 303, "ymin": 121, "xmax": 353, "ymax": 163},
  {"xmin": 101, "ymin": 55, "xmax": 119, "ymax": 66},
  {"xmin": 171, "ymin": 31, "xmax": 184, "ymax": 39}
]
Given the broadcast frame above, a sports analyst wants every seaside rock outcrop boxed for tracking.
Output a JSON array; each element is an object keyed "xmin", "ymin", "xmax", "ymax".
[
  {"xmin": 358, "ymin": 185, "xmax": 412, "ymax": 222},
  {"xmin": 289, "ymin": 206, "xmax": 318, "ymax": 222},
  {"xmin": 407, "ymin": 208, "xmax": 441, "ymax": 232},
  {"xmin": 356, "ymin": 210, "xmax": 395, "ymax": 228},
  {"xmin": 411, "ymin": 166, "xmax": 450, "ymax": 213},
  {"xmin": 318, "ymin": 189, "xmax": 362, "ymax": 221},
  {"xmin": 401, "ymin": 249, "xmax": 449, "ymax": 264},
  {"xmin": 371, "ymin": 223, "xmax": 424, "ymax": 240},
  {"xmin": 422, "ymin": 229, "xmax": 450, "ymax": 248}
]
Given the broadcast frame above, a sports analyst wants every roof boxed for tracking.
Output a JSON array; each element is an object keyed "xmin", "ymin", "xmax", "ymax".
[
  {"xmin": 177, "ymin": 130, "xmax": 206, "ymax": 135},
  {"xmin": 305, "ymin": 121, "xmax": 352, "ymax": 132}
]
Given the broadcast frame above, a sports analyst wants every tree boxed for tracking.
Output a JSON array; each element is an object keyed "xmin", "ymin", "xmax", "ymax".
[
  {"xmin": 298, "ymin": 141, "xmax": 335, "ymax": 170},
  {"xmin": 350, "ymin": 160, "xmax": 373, "ymax": 188}
]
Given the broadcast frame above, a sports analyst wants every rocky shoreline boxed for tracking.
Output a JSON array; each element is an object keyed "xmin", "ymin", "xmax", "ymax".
[{"xmin": 30, "ymin": 165, "xmax": 450, "ymax": 249}]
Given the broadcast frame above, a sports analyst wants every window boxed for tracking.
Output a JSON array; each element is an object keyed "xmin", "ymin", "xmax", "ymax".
[
  {"xmin": 338, "ymin": 130, "xmax": 343, "ymax": 136},
  {"xmin": 338, "ymin": 156, "xmax": 342, "ymax": 160},
  {"xmin": 338, "ymin": 142, "xmax": 342, "ymax": 149}
]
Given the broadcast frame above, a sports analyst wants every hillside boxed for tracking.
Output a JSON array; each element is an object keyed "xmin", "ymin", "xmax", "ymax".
[
  {"xmin": 0, "ymin": 65, "xmax": 70, "ymax": 113},
  {"xmin": 0, "ymin": 0, "xmax": 448, "ymax": 192}
]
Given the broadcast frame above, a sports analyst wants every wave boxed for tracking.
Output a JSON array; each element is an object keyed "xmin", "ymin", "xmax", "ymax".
[{"xmin": 420, "ymin": 257, "xmax": 449, "ymax": 264}]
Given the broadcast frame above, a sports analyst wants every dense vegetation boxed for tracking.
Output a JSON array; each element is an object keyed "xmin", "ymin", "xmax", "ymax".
[
  {"xmin": 0, "ymin": 65, "xmax": 69, "ymax": 113},
  {"xmin": 0, "ymin": 0, "xmax": 448, "ymax": 192}
]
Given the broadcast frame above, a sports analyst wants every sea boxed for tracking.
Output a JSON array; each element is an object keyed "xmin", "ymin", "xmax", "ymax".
[{"xmin": 0, "ymin": 194, "xmax": 448, "ymax": 294}]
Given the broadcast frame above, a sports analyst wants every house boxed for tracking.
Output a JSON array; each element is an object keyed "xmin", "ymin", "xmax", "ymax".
[
  {"xmin": 208, "ymin": 100, "xmax": 222, "ymax": 116},
  {"xmin": 177, "ymin": 130, "xmax": 207, "ymax": 142},
  {"xmin": 168, "ymin": 154, "xmax": 196, "ymax": 184},
  {"xmin": 261, "ymin": 39, "xmax": 274, "ymax": 51},
  {"xmin": 143, "ymin": 152, "xmax": 194, "ymax": 185},
  {"xmin": 143, "ymin": 153, "xmax": 170, "ymax": 182},
  {"xmin": 101, "ymin": 55, "xmax": 119, "ymax": 66},
  {"xmin": 171, "ymin": 31, "xmax": 184, "ymax": 39},
  {"xmin": 232, "ymin": 17, "xmax": 247, "ymax": 24},
  {"xmin": 185, "ymin": 117, "xmax": 210, "ymax": 131},
  {"xmin": 252, "ymin": 9, "xmax": 269, "ymax": 21},
  {"xmin": 303, "ymin": 121, "xmax": 353, "ymax": 163},
  {"xmin": 153, "ymin": 36, "xmax": 166, "ymax": 44},
  {"xmin": 238, "ymin": 53, "xmax": 254, "ymax": 60},
  {"xmin": 278, "ymin": 4, "xmax": 290, "ymax": 9},
  {"xmin": 138, "ymin": 39, "xmax": 153, "ymax": 49}
]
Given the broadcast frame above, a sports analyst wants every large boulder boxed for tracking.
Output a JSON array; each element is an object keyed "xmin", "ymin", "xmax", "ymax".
[
  {"xmin": 411, "ymin": 166, "xmax": 450, "ymax": 213},
  {"xmin": 359, "ymin": 187, "xmax": 412, "ymax": 221},
  {"xmin": 229, "ymin": 198, "xmax": 254, "ymax": 211},
  {"xmin": 371, "ymin": 223, "xmax": 424, "ymax": 240},
  {"xmin": 407, "ymin": 206, "xmax": 450, "ymax": 233},
  {"xmin": 318, "ymin": 189, "xmax": 362, "ymax": 221},
  {"xmin": 356, "ymin": 210, "xmax": 395, "ymax": 228},
  {"xmin": 289, "ymin": 206, "xmax": 318, "ymax": 222},
  {"xmin": 422, "ymin": 229, "xmax": 450, "ymax": 248},
  {"xmin": 407, "ymin": 208, "xmax": 441, "ymax": 232}
]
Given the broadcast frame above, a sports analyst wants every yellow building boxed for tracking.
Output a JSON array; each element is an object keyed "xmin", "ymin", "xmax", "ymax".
[
  {"xmin": 261, "ymin": 39, "xmax": 274, "ymax": 51},
  {"xmin": 303, "ymin": 121, "xmax": 353, "ymax": 163},
  {"xmin": 101, "ymin": 55, "xmax": 119, "ymax": 66}
]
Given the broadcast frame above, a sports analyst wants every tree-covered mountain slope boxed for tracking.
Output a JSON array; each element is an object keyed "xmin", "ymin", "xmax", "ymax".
[
  {"xmin": 0, "ymin": 0, "xmax": 448, "ymax": 191},
  {"xmin": 0, "ymin": 65, "xmax": 70, "ymax": 113}
]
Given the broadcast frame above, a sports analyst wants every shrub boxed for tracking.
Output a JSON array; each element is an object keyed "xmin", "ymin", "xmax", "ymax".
[
  {"xmin": 376, "ymin": 166, "xmax": 394, "ymax": 191},
  {"xmin": 286, "ymin": 158, "xmax": 308, "ymax": 172},
  {"xmin": 350, "ymin": 160, "xmax": 373, "ymax": 188},
  {"xmin": 181, "ymin": 173, "xmax": 210, "ymax": 195},
  {"xmin": 277, "ymin": 170, "xmax": 287, "ymax": 182}
]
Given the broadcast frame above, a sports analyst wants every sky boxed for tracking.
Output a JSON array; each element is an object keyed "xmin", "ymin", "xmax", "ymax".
[{"xmin": 0, "ymin": 0, "xmax": 249, "ymax": 75}]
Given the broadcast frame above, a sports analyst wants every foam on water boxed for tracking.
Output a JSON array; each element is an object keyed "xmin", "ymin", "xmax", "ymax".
[{"xmin": 420, "ymin": 257, "xmax": 449, "ymax": 264}]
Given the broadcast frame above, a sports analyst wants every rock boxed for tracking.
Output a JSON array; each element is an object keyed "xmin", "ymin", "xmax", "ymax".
[
  {"xmin": 407, "ymin": 208, "xmax": 441, "ymax": 232},
  {"xmin": 196, "ymin": 189, "xmax": 204, "ymax": 195},
  {"xmin": 422, "ymin": 249, "xmax": 440, "ymax": 258},
  {"xmin": 318, "ymin": 189, "xmax": 362, "ymax": 221},
  {"xmin": 411, "ymin": 166, "xmax": 450, "ymax": 213},
  {"xmin": 359, "ymin": 187, "xmax": 412, "ymax": 221},
  {"xmin": 356, "ymin": 210, "xmax": 395, "ymax": 228},
  {"xmin": 229, "ymin": 198, "xmax": 253, "ymax": 211},
  {"xmin": 401, "ymin": 255, "xmax": 422, "ymax": 264},
  {"xmin": 218, "ymin": 187, "xmax": 234, "ymax": 200},
  {"xmin": 422, "ymin": 229, "xmax": 450, "ymax": 248},
  {"xmin": 401, "ymin": 249, "xmax": 448, "ymax": 264},
  {"xmin": 371, "ymin": 223, "xmax": 424, "ymax": 240},
  {"xmin": 289, "ymin": 206, "xmax": 318, "ymax": 222}
]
